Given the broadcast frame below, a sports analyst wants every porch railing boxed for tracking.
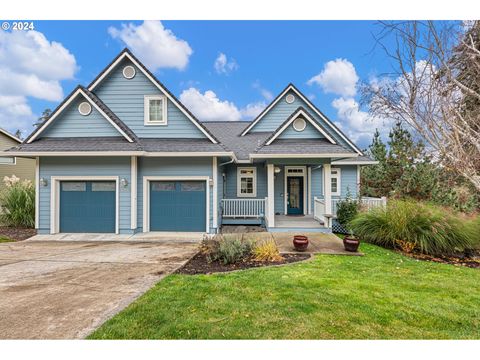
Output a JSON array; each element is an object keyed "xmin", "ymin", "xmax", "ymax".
[
  {"xmin": 314, "ymin": 197, "xmax": 387, "ymax": 220},
  {"xmin": 221, "ymin": 198, "xmax": 266, "ymax": 218},
  {"xmin": 313, "ymin": 197, "xmax": 325, "ymax": 222}
]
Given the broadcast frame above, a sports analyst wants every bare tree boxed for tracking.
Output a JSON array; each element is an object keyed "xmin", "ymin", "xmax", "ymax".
[{"xmin": 363, "ymin": 21, "xmax": 480, "ymax": 191}]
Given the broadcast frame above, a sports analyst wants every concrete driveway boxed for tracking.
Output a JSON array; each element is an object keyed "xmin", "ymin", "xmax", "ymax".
[{"xmin": 0, "ymin": 240, "xmax": 198, "ymax": 339}]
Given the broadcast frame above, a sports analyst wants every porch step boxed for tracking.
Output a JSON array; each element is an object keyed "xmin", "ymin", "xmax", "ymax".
[{"xmin": 268, "ymin": 227, "xmax": 331, "ymax": 233}]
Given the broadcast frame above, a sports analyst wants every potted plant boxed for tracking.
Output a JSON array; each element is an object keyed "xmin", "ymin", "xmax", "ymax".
[
  {"xmin": 293, "ymin": 235, "xmax": 309, "ymax": 251},
  {"xmin": 343, "ymin": 231, "xmax": 360, "ymax": 252}
]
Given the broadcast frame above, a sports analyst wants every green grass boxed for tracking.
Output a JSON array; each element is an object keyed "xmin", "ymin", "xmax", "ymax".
[
  {"xmin": 0, "ymin": 236, "xmax": 13, "ymax": 243},
  {"xmin": 88, "ymin": 244, "xmax": 480, "ymax": 339}
]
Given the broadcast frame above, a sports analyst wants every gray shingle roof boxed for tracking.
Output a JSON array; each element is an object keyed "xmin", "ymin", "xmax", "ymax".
[
  {"xmin": 254, "ymin": 139, "xmax": 357, "ymax": 155},
  {"xmin": 139, "ymin": 138, "xmax": 227, "ymax": 152}
]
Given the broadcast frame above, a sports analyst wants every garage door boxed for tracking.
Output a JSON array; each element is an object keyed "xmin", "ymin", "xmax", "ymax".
[
  {"xmin": 60, "ymin": 181, "xmax": 116, "ymax": 233},
  {"xmin": 150, "ymin": 181, "xmax": 206, "ymax": 232}
]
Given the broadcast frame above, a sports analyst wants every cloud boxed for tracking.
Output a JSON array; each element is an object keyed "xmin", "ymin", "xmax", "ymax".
[
  {"xmin": 308, "ymin": 58, "xmax": 359, "ymax": 97},
  {"xmin": 0, "ymin": 30, "xmax": 77, "ymax": 135},
  {"xmin": 179, "ymin": 87, "xmax": 266, "ymax": 122},
  {"xmin": 108, "ymin": 21, "xmax": 192, "ymax": 71},
  {"xmin": 332, "ymin": 97, "xmax": 391, "ymax": 148},
  {"xmin": 253, "ymin": 81, "xmax": 273, "ymax": 101},
  {"xmin": 180, "ymin": 88, "xmax": 241, "ymax": 122},
  {"xmin": 214, "ymin": 53, "xmax": 238, "ymax": 75}
]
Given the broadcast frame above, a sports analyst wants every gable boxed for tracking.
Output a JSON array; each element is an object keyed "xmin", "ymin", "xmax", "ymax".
[
  {"xmin": 243, "ymin": 85, "xmax": 362, "ymax": 154},
  {"xmin": 277, "ymin": 120, "xmax": 324, "ymax": 140},
  {"xmin": 92, "ymin": 56, "xmax": 212, "ymax": 140},
  {"xmin": 41, "ymin": 96, "xmax": 122, "ymax": 138}
]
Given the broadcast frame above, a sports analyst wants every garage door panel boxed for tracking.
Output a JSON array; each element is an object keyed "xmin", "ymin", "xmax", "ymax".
[
  {"xmin": 150, "ymin": 181, "xmax": 206, "ymax": 232},
  {"xmin": 60, "ymin": 181, "xmax": 115, "ymax": 233}
]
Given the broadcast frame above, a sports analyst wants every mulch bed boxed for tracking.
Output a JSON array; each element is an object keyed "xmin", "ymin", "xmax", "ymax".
[
  {"xmin": 176, "ymin": 252, "xmax": 311, "ymax": 275},
  {"xmin": 0, "ymin": 227, "xmax": 37, "ymax": 241},
  {"xmin": 400, "ymin": 251, "xmax": 480, "ymax": 268}
]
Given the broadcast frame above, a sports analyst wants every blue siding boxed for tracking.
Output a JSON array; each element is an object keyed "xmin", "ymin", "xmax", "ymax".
[
  {"xmin": 311, "ymin": 167, "xmax": 323, "ymax": 202},
  {"xmin": 42, "ymin": 97, "xmax": 120, "ymax": 138},
  {"xmin": 137, "ymin": 157, "xmax": 214, "ymax": 232},
  {"xmin": 334, "ymin": 165, "xmax": 358, "ymax": 198},
  {"xmin": 223, "ymin": 163, "xmax": 267, "ymax": 199},
  {"xmin": 38, "ymin": 157, "xmax": 132, "ymax": 234},
  {"xmin": 278, "ymin": 121, "xmax": 324, "ymax": 140},
  {"xmin": 94, "ymin": 58, "xmax": 206, "ymax": 139},
  {"xmin": 250, "ymin": 90, "xmax": 353, "ymax": 149}
]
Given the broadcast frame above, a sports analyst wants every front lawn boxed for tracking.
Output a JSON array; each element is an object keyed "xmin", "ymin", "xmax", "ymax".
[{"xmin": 89, "ymin": 243, "xmax": 480, "ymax": 339}]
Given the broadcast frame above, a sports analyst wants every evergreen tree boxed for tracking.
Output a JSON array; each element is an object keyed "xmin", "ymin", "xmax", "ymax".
[{"xmin": 34, "ymin": 108, "xmax": 52, "ymax": 128}]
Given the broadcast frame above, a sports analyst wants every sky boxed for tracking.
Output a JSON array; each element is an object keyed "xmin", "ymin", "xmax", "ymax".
[{"xmin": 0, "ymin": 20, "xmax": 397, "ymax": 148}]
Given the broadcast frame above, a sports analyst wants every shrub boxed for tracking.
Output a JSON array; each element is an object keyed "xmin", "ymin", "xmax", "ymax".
[
  {"xmin": 349, "ymin": 199, "xmax": 476, "ymax": 256},
  {"xmin": 0, "ymin": 176, "xmax": 35, "ymax": 228},
  {"xmin": 336, "ymin": 197, "xmax": 359, "ymax": 232},
  {"xmin": 252, "ymin": 238, "xmax": 282, "ymax": 262},
  {"xmin": 202, "ymin": 234, "xmax": 254, "ymax": 265}
]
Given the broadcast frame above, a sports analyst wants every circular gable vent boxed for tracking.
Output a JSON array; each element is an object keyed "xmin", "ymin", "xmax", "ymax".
[
  {"xmin": 78, "ymin": 102, "xmax": 92, "ymax": 116},
  {"xmin": 293, "ymin": 118, "xmax": 306, "ymax": 132},
  {"xmin": 285, "ymin": 94, "xmax": 295, "ymax": 104},
  {"xmin": 123, "ymin": 65, "xmax": 136, "ymax": 79}
]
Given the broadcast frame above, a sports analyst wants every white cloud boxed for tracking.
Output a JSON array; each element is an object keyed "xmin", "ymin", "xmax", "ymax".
[
  {"xmin": 240, "ymin": 101, "xmax": 266, "ymax": 119},
  {"xmin": 180, "ymin": 88, "xmax": 241, "ymax": 122},
  {"xmin": 308, "ymin": 58, "xmax": 359, "ymax": 97},
  {"xmin": 0, "ymin": 30, "xmax": 77, "ymax": 135},
  {"xmin": 108, "ymin": 21, "xmax": 193, "ymax": 71},
  {"xmin": 253, "ymin": 81, "xmax": 273, "ymax": 101},
  {"xmin": 214, "ymin": 53, "xmax": 238, "ymax": 75}
]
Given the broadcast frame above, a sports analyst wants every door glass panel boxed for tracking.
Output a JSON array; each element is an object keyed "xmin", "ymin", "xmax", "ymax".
[
  {"xmin": 152, "ymin": 182, "xmax": 175, "ymax": 191},
  {"xmin": 289, "ymin": 178, "xmax": 300, "ymax": 209},
  {"xmin": 62, "ymin": 182, "xmax": 86, "ymax": 192},
  {"xmin": 92, "ymin": 182, "xmax": 115, "ymax": 192},
  {"xmin": 181, "ymin": 182, "xmax": 205, "ymax": 191}
]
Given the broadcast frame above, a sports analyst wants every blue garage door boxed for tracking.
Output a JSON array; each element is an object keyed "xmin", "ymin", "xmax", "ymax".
[
  {"xmin": 150, "ymin": 181, "xmax": 206, "ymax": 232},
  {"xmin": 60, "ymin": 181, "xmax": 116, "ymax": 233}
]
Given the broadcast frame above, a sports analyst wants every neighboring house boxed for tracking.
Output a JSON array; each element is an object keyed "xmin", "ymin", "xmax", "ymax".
[
  {"xmin": 0, "ymin": 128, "xmax": 35, "ymax": 192},
  {"xmin": 3, "ymin": 48, "xmax": 376, "ymax": 235}
]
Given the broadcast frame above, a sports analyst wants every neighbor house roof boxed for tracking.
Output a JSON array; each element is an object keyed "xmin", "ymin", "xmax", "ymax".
[{"xmin": 0, "ymin": 128, "xmax": 21, "ymax": 143}]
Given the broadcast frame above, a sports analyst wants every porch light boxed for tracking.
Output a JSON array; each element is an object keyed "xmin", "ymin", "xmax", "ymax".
[
  {"xmin": 274, "ymin": 167, "xmax": 281, "ymax": 174},
  {"xmin": 39, "ymin": 178, "xmax": 48, "ymax": 187},
  {"xmin": 120, "ymin": 178, "xmax": 129, "ymax": 188}
]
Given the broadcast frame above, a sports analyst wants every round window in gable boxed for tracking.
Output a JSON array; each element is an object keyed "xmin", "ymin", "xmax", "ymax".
[
  {"xmin": 285, "ymin": 94, "xmax": 295, "ymax": 104},
  {"xmin": 123, "ymin": 65, "xmax": 136, "ymax": 79},
  {"xmin": 293, "ymin": 118, "xmax": 306, "ymax": 132},
  {"xmin": 78, "ymin": 102, "xmax": 92, "ymax": 116}
]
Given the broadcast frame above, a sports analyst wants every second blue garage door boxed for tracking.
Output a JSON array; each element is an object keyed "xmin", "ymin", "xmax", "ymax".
[{"xmin": 150, "ymin": 181, "xmax": 206, "ymax": 232}]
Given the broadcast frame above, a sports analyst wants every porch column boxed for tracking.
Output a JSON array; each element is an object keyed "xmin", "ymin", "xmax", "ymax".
[
  {"xmin": 130, "ymin": 156, "xmax": 137, "ymax": 230},
  {"xmin": 267, "ymin": 164, "xmax": 275, "ymax": 228},
  {"xmin": 324, "ymin": 163, "xmax": 332, "ymax": 226}
]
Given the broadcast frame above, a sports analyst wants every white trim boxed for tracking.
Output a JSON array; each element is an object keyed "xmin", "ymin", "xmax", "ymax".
[
  {"xmin": 0, "ymin": 128, "xmax": 21, "ymax": 143},
  {"xmin": 35, "ymin": 157, "xmax": 39, "ymax": 229},
  {"xmin": 144, "ymin": 152, "xmax": 234, "ymax": 158},
  {"xmin": 331, "ymin": 160, "xmax": 379, "ymax": 165},
  {"xmin": 88, "ymin": 51, "xmax": 218, "ymax": 144},
  {"xmin": 78, "ymin": 101, "xmax": 92, "ymax": 116},
  {"xmin": 331, "ymin": 167, "xmax": 341, "ymax": 196},
  {"xmin": 284, "ymin": 166, "xmax": 307, "ymax": 215},
  {"xmin": 357, "ymin": 165, "xmax": 361, "ymax": 195},
  {"xmin": 3, "ymin": 151, "xmax": 235, "ymax": 158},
  {"xmin": 237, "ymin": 167, "xmax": 257, "ymax": 198},
  {"xmin": 27, "ymin": 88, "xmax": 134, "ymax": 143},
  {"xmin": 212, "ymin": 157, "xmax": 218, "ymax": 230},
  {"xmin": 142, "ymin": 176, "xmax": 210, "ymax": 233},
  {"xmin": 144, "ymin": 95, "xmax": 167, "ymax": 126},
  {"xmin": 131, "ymin": 156, "xmax": 137, "ymax": 230},
  {"xmin": 0, "ymin": 156, "xmax": 16, "ymax": 165},
  {"xmin": 250, "ymin": 153, "xmax": 357, "ymax": 159},
  {"xmin": 323, "ymin": 164, "xmax": 332, "ymax": 216},
  {"xmin": 122, "ymin": 65, "xmax": 136, "ymax": 79},
  {"xmin": 265, "ymin": 108, "xmax": 336, "ymax": 145},
  {"xmin": 50, "ymin": 176, "xmax": 119, "ymax": 235},
  {"xmin": 266, "ymin": 164, "xmax": 275, "ymax": 227},
  {"xmin": 241, "ymin": 84, "xmax": 363, "ymax": 155},
  {"xmin": 307, "ymin": 166, "xmax": 312, "ymax": 215}
]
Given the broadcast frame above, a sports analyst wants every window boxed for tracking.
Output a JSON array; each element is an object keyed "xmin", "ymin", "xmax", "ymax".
[
  {"xmin": 181, "ymin": 182, "xmax": 205, "ymax": 192},
  {"xmin": 0, "ymin": 157, "xmax": 16, "ymax": 165},
  {"xmin": 62, "ymin": 182, "xmax": 86, "ymax": 192},
  {"xmin": 237, "ymin": 167, "xmax": 257, "ymax": 197},
  {"xmin": 92, "ymin": 182, "xmax": 115, "ymax": 192},
  {"xmin": 331, "ymin": 168, "xmax": 341, "ymax": 196},
  {"xmin": 144, "ymin": 95, "xmax": 167, "ymax": 125},
  {"xmin": 152, "ymin": 182, "xmax": 175, "ymax": 192}
]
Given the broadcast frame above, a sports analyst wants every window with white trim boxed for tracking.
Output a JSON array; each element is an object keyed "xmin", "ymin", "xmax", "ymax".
[
  {"xmin": 237, "ymin": 167, "xmax": 257, "ymax": 197},
  {"xmin": 331, "ymin": 168, "xmax": 341, "ymax": 196},
  {"xmin": 144, "ymin": 95, "xmax": 167, "ymax": 125}
]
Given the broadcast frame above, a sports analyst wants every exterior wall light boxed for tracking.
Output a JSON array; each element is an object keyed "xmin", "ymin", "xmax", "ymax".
[
  {"xmin": 274, "ymin": 167, "xmax": 281, "ymax": 174},
  {"xmin": 39, "ymin": 178, "xmax": 48, "ymax": 187},
  {"xmin": 120, "ymin": 178, "xmax": 129, "ymax": 188}
]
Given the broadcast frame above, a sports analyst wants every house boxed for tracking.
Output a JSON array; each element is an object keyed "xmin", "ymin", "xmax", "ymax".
[
  {"xmin": 3, "ymin": 48, "xmax": 376, "ymax": 235},
  {"xmin": 0, "ymin": 128, "xmax": 35, "ymax": 192}
]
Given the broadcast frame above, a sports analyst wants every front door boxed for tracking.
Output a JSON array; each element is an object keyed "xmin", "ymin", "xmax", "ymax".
[{"xmin": 287, "ymin": 177, "xmax": 304, "ymax": 215}]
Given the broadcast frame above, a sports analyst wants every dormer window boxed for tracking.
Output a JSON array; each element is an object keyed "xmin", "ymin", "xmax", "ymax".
[{"xmin": 144, "ymin": 95, "xmax": 167, "ymax": 125}]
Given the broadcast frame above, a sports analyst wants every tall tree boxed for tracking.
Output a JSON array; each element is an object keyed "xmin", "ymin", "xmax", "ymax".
[
  {"xmin": 364, "ymin": 21, "xmax": 480, "ymax": 191},
  {"xmin": 34, "ymin": 108, "xmax": 52, "ymax": 128}
]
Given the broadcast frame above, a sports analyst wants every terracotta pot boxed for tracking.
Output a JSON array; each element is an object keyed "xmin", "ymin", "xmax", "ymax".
[
  {"xmin": 343, "ymin": 235, "xmax": 360, "ymax": 252},
  {"xmin": 293, "ymin": 235, "xmax": 309, "ymax": 251}
]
